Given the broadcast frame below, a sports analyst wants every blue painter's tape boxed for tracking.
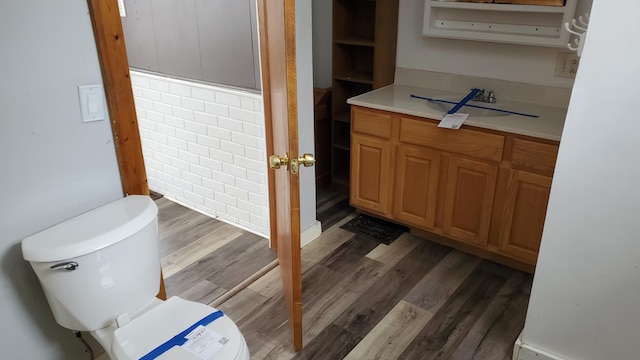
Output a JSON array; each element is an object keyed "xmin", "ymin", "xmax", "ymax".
[
  {"xmin": 139, "ymin": 310, "xmax": 224, "ymax": 360},
  {"xmin": 410, "ymin": 94, "xmax": 539, "ymax": 118},
  {"xmin": 447, "ymin": 88, "xmax": 482, "ymax": 115}
]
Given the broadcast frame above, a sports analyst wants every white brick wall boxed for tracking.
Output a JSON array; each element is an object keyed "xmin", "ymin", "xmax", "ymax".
[{"xmin": 131, "ymin": 71, "xmax": 269, "ymax": 237}]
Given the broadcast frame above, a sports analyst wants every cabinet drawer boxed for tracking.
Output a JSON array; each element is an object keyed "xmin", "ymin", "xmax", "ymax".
[
  {"xmin": 352, "ymin": 107, "xmax": 393, "ymax": 139},
  {"xmin": 510, "ymin": 139, "xmax": 558, "ymax": 176},
  {"xmin": 399, "ymin": 117, "xmax": 504, "ymax": 162}
]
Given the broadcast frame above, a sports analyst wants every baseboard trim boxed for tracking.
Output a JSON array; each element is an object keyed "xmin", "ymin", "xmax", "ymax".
[
  {"xmin": 514, "ymin": 334, "xmax": 567, "ymax": 360},
  {"xmin": 301, "ymin": 220, "xmax": 322, "ymax": 248}
]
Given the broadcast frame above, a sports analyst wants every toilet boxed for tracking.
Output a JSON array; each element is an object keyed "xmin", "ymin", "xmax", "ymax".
[{"xmin": 22, "ymin": 195, "xmax": 250, "ymax": 360}]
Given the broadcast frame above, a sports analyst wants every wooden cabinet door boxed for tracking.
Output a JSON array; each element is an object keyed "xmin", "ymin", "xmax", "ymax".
[
  {"xmin": 350, "ymin": 134, "xmax": 392, "ymax": 215},
  {"xmin": 393, "ymin": 145, "xmax": 441, "ymax": 229},
  {"xmin": 498, "ymin": 170, "xmax": 552, "ymax": 264},
  {"xmin": 443, "ymin": 156, "xmax": 498, "ymax": 246}
]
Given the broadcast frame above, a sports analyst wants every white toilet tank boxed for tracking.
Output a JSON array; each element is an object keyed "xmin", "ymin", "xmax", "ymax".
[{"xmin": 22, "ymin": 195, "xmax": 161, "ymax": 332}]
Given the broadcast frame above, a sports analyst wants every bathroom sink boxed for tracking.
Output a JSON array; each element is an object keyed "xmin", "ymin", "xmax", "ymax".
[{"xmin": 424, "ymin": 97, "xmax": 511, "ymax": 118}]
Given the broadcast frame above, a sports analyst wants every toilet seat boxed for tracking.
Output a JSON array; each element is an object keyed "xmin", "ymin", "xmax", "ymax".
[{"xmin": 111, "ymin": 297, "xmax": 248, "ymax": 360}]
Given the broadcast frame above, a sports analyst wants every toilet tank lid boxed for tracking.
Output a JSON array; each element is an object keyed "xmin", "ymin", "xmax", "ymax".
[{"xmin": 22, "ymin": 195, "xmax": 158, "ymax": 262}]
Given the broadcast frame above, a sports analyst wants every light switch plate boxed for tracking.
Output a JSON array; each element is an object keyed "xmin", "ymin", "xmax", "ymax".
[
  {"xmin": 77, "ymin": 85, "xmax": 105, "ymax": 123},
  {"xmin": 118, "ymin": 0, "xmax": 126, "ymax": 17}
]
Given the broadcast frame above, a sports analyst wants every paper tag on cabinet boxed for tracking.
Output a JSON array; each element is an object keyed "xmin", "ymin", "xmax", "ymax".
[{"xmin": 438, "ymin": 113, "xmax": 469, "ymax": 129}]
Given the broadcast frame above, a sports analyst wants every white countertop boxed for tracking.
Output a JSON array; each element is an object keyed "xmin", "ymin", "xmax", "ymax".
[{"xmin": 347, "ymin": 84, "xmax": 567, "ymax": 141}]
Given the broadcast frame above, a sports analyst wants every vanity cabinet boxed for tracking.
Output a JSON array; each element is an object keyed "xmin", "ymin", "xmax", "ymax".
[
  {"xmin": 442, "ymin": 156, "xmax": 498, "ymax": 247},
  {"xmin": 349, "ymin": 107, "xmax": 395, "ymax": 216},
  {"xmin": 393, "ymin": 145, "xmax": 441, "ymax": 230},
  {"xmin": 492, "ymin": 138, "xmax": 558, "ymax": 264},
  {"xmin": 350, "ymin": 105, "xmax": 559, "ymax": 270},
  {"xmin": 350, "ymin": 134, "xmax": 393, "ymax": 216}
]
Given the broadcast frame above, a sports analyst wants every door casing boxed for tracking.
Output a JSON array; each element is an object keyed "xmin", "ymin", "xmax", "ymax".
[{"xmin": 87, "ymin": 0, "xmax": 304, "ymax": 350}]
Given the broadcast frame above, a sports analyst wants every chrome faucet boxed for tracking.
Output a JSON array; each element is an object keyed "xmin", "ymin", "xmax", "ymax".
[{"xmin": 471, "ymin": 89, "xmax": 497, "ymax": 103}]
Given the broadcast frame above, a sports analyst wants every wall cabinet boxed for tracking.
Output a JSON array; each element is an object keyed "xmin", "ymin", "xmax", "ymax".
[{"xmin": 350, "ymin": 106, "xmax": 559, "ymax": 270}]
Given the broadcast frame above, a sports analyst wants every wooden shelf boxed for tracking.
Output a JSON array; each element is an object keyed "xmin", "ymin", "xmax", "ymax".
[
  {"xmin": 423, "ymin": 0, "xmax": 577, "ymax": 47},
  {"xmin": 334, "ymin": 72, "xmax": 374, "ymax": 85},
  {"xmin": 331, "ymin": 0, "xmax": 399, "ymax": 193},
  {"xmin": 334, "ymin": 111, "xmax": 351, "ymax": 124},
  {"xmin": 332, "ymin": 175, "xmax": 349, "ymax": 189},
  {"xmin": 335, "ymin": 37, "xmax": 375, "ymax": 47},
  {"xmin": 428, "ymin": 1, "xmax": 568, "ymax": 13},
  {"xmin": 334, "ymin": 139, "xmax": 351, "ymax": 151}
]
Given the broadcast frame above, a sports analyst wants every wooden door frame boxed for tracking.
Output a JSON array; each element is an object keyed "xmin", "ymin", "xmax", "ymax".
[
  {"xmin": 87, "ymin": 0, "xmax": 296, "ymax": 325},
  {"xmin": 87, "ymin": 0, "xmax": 161, "ymax": 300}
]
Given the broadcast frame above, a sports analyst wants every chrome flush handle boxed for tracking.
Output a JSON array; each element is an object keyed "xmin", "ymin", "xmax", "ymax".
[{"xmin": 50, "ymin": 261, "xmax": 79, "ymax": 271}]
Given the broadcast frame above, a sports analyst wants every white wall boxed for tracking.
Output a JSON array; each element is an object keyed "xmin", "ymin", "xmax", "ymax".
[
  {"xmin": 0, "ymin": 1, "xmax": 123, "ymax": 359},
  {"xmin": 518, "ymin": 1, "xmax": 640, "ymax": 359},
  {"xmin": 397, "ymin": 0, "xmax": 593, "ymax": 88},
  {"xmin": 132, "ymin": 71, "xmax": 271, "ymax": 237},
  {"xmin": 312, "ymin": 0, "xmax": 332, "ymax": 88},
  {"xmin": 132, "ymin": 0, "xmax": 318, "ymax": 239}
]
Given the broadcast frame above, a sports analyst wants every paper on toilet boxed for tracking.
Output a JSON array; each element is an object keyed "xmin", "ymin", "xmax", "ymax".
[{"xmin": 182, "ymin": 325, "xmax": 228, "ymax": 359}]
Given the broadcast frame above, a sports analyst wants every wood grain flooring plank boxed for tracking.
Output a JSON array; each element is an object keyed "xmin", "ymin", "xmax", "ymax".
[
  {"xmin": 165, "ymin": 232, "xmax": 272, "ymax": 303},
  {"xmin": 322, "ymin": 234, "xmax": 381, "ymax": 272},
  {"xmin": 333, "ymin": 241, "xmax": 451, "ymax": 338},
  {"xmin": 165, "ymin": 278, "xmax": 226, "ymax": 304},
  {"xmin": 291, "ymin": 324, "xmax": 362, "ymax": 360},
  {"xmin": 248, "ymin": 265, "xmax": 284, "ymax": 299},
  {"xmin": 403, "ymin": 250, "xmax": 481, "ymax": 312},
  {"xmin": 302, "ymin": 257, "xmax": 388, "ymax": 342},
  {"xmin": 469, "ymin": 274, "xmax": 532, "ymax": 360},
  {"xmin": 300, "ymin": 214, "xmax": 356, "ymax": 272},
  {"xmin": 398, "ymin": 262, "xmax": 508, "ymax": 360},
  {"xmin": 449, "ymin": 271, "xmax": 529, "ymax": 360},
  {"xmin": 161, "ymin": 223, "xmax": 244, "ymax": 277},
  {"xmin": 204, "ymin": 232, "xmax": 276, "ymax": 290},
  {"xmin": 344, "ymin": 300, "xmax": 434, "ymax": 360},
  {"xmin": 215, "ymin": 287, "xmax": 269, "ymax": 324},
  {"xmin": 234, "ymin": 294, "xmax": 290, "ymax": 357},
  {"xmin": 157, "ymin": 199, "xmax": 225, "ymax": 257},
  {"xmin": 366, "ymin": 232, "xmax": 423, "ymax": 267}
]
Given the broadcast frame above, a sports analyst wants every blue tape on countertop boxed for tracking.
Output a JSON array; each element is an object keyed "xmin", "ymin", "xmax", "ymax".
[
  {"xmin": 447, "ymin": 88, "xmax": 482, "ymax": 115},
  {"xmin": 139, "ymin": 310, "xmax": 224, "ymax": 360},
  {"xmin": 410, "ymin": 94, "xmax": 539, "ymax": 118}
]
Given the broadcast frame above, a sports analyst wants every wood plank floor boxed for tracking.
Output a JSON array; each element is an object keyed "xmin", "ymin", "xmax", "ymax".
[{"xmin": 159, "ymin": 189, "xmax": 532, "ymax": 359}]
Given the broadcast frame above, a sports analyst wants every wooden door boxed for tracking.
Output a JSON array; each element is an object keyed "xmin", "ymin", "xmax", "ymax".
[
  {"xmin": 257, "ymin": 0, "xmax": 304, "ymax": 351},
  {"xmin": 442, "ymin": 156, "xmax": 498, "ymax": 246},
  {"xmin": 350, "ymin": 134, "xmax": 392, "ymax": 215},
  {"xmin": 498, "ymin": 170, "xmax": 552, "ymax": 264},
  {"xmin": 393, "ymin": 145, "xmax": 441, "ymax": 229}
]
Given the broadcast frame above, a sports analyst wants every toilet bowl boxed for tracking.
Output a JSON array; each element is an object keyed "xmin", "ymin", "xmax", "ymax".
[{"xmin": 21, "ymin": 195, "xmax": 249, "ymax": 360}]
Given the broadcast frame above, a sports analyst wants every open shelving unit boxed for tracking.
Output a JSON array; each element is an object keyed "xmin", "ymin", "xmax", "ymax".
[
  {"xmin": 331, "ymin": 0, "xmax": 399, "ymax": 192},
  {"xmin": 423, "ymin": 0, "xmax": 577, "ymax": 47}
]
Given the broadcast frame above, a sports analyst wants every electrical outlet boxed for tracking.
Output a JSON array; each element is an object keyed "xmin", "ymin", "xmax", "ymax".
[{"xmin": 555, "ymin": 52, "xmax": 580, "ymax": 79}]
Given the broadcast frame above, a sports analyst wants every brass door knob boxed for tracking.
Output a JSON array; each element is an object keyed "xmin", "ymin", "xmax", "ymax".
[
  {"xmin": 269, "ymin": 154, "xmax": 289, "ymax": 169},
  {"xmin": 298, "ymin": 153, "xmax": 315, "ymax": 167}
]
